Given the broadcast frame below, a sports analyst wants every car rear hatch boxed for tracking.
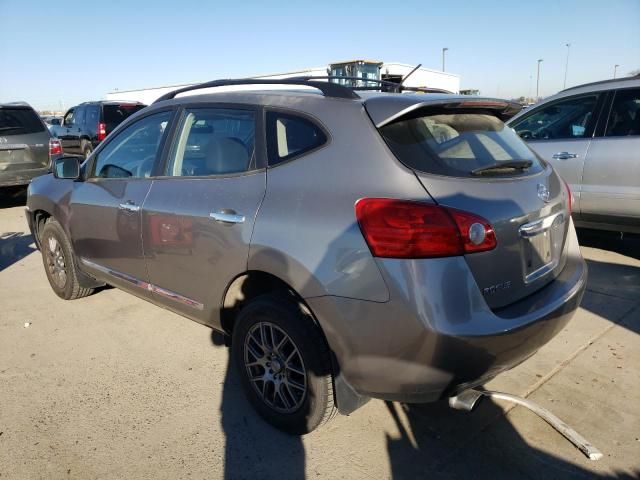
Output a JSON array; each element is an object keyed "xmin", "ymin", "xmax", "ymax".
[
  {"xmin": 0, "ymin": 106, "xmax": 50, "ymax": 172},
  {"xmin": 365, "ymin": 95, "xmax": 571, "ymax": 309}
]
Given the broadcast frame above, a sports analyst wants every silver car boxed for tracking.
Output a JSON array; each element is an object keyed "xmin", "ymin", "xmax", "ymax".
[
  {"xmin": 26, "ymin": 78, "xmax": 586, "ymax": 434},
  {"xmin": 508, "ymin": 74, "xmax": 640, "ymax": 233}
]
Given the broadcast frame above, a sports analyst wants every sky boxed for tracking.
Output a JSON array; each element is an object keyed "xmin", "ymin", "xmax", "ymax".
[{"xmin": 1, "ymin": 0, "xmax": 638, "ymax": 110}]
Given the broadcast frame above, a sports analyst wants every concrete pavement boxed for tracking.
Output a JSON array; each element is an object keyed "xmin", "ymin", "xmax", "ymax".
[{"xmin": 1, "ymin": 187, "xmax": 639, "ymax": 479}]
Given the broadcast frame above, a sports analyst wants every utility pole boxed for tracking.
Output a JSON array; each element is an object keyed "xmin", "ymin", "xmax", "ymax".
[
  {"xmin": 613, "ymin": 64, "xmax": 620, "ymax": 78},
  {"xmin": 563, "ymin": 43, "xmax": 571, "ymax": 89},
  {"xmin": 536, "ymin": 59, "xmax": 543, "ymax": 100},
  {"xmin": 442, "ymin": 47, "xmax": 448, "ymax": 72}
]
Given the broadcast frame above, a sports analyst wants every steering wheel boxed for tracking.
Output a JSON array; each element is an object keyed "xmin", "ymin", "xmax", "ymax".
[
  {"xmin": 518, "ymin": 130, "xmax": 533, "ymax": 140},
  {"xmin": 536, "ymin": 128, "xmax": 552, "ymax": 140}
]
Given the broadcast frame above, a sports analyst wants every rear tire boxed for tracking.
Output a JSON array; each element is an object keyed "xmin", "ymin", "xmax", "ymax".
[
  {"xmin": 82, "ymin": 142, "xmax": 93, "ymax": 159},
  {"xmin": 232, "ymin": 293, "xmax": 336, "ymax": 434},
  {"xmin": 39, "ymin": 219, "xmax": 93, "ymax": 300}
]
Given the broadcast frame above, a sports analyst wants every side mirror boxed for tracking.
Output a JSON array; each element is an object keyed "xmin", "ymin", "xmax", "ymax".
[
  {"xmin": 50, "ymin": 118, "xmax": 61, "ymax": 125},
  {"xmin": 53, "ymin": 156, "xmax": 81, "ymax": 180}
]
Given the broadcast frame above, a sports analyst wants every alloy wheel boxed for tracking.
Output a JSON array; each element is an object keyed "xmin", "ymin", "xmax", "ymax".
[
  {"xmin": 243, "ymin": 321, "xmax": 307, "ymax": 413},
  {"xmin": 45, "ymin": 236, "xmax": 67, "ymax": 289}
]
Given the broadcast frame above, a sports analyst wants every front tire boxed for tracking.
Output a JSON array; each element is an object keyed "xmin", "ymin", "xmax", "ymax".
[
  {"xmin": 39, "ymin": 219, "xmax": 93, "ymax": 300},
  {"xmin": 232, "ymin": 293, "xmax": 336, "ymax": 434}
]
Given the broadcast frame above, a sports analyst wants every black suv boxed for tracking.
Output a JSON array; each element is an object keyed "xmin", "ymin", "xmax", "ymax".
[
  {"xmin": 0, "ymin": 102, "xmax": 62, "ymax": 188},
  {"xmin": 50, "ymin": 101, "xmax": 146, "ymax": 158}
]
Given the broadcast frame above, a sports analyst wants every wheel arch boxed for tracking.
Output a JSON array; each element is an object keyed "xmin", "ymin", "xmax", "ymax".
[
  {"xmin": 220, "ymin": 270, "xmax": 321, "ymax": 337},
  {"xmin": 220, "ymin": 269, "xmax": 370, "ymax": 415}
]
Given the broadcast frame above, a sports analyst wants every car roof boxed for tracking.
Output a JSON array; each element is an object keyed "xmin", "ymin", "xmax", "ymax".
[
  {"xmin": 0, "ymin": 101, "xmax": 34, "ymax": 109},
  {"xmin": 536, "ymin": 74, "xmax": 640, "ymax": 104},
  {"xmin": 74, "ymin": 100, "xmax": 146, "ymax": 106},
  {"xmin": 507, "ymin": 74, "xmax": 640, "ymax": 124},
  {"xmin": 560, "ymin": 74, "xmax": 640, "ymax": 94},
  {"xmin": 151, "ymin": 87, "xmax": 519, "ymax": 128}
]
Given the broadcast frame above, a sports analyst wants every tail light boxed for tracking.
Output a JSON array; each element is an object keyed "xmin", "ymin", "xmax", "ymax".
[
  {"xmin": 97, "ymin": 122, "xmax": 107, "ymax": 141},
  {"xmin": 49, "ymin": 138, "xmax": 62, "ymax": 157},
  {"xmin": 563, "ymin": 179, "xmax": 573, "ymax": 215},
  {"xmin": 355, "ymin": 198, "xmax": 497, "ymax": 258}
]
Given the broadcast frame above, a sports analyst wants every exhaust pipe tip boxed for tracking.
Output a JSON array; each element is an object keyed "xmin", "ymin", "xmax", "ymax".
[{"xmin": 449, "ymin": 389, "xmax": 484, "ymax": 411}]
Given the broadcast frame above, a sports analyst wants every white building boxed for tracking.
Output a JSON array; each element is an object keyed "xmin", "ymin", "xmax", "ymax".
[{"xmin": 105, "ymin": 61, "xmax": 460, "ymax": 105}]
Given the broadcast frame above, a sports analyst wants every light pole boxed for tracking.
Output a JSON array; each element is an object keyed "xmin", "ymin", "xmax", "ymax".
[
  {"xmin": 442, "ymin": 47, "xmax": 448, "ymax": 72},
  {"xmin": 613, "ymin": 64, "xmax": 620, "ymax": 78},
  {"xmin": 563, "ymin": 43, "xmax": 571, "ymax": 89},
  {"xmin": 536, "ymin": 59, "xmax": 543, "ymax": 100}
]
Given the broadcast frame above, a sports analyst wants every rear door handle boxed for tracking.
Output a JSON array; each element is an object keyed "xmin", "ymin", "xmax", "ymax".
[
  {"xmin": 209, "ymin": 210, "xmax": 245, "ymax": 225},
  {"xmin": 552, "ymin": 152, "xmax": 578, "ymax": 160},
  {"xmin": 118, "ymin": 202, "xmax": 140, "ymax": 213}
]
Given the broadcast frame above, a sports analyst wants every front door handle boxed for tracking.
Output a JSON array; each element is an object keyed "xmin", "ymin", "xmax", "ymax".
[
  {"xmin": 552, "ymin": 152, "xmax": 578, "ymax": 160},
  {"xmin": 118, "ymin": 202, "xmax": 140, "ymax": 213},
  {"xmin": 209, "ymin": 210, "xmax": 245, "ymax": 225}
]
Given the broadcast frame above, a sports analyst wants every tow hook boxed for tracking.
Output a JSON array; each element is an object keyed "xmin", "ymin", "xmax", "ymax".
[{"xmin": 449, "ymin": 389, "xmax": 603, "ymax": 461}]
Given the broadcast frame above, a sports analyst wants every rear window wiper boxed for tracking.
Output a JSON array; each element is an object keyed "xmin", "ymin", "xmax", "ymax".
[{"xmin": 471, "ymin": 159, "xmax": 533, "ymax": 175}]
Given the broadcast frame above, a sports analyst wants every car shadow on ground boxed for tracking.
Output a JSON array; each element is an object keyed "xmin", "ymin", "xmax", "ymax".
[
  {"xmin": 0, "ymin": 232, "xmax": 36, "ymax": 271},
  {"xmin": 576, "ymin": 229, "xmax": 640, "ymax": 336},
  {"xmin": 384, "ymin": 400, "xmax": 638, "ymax": 479},
  {"xmin": 577, "ymin": 228, "xmax": 640, "ymax": 261},
  {"xmin": 212, "ymin": 331, "xmax": 306, "ymax": 480},
  {"xmin": 0, "ymin": 186, "xmax": 27, "ymax": 209},
  {"xmin": 213, "ymin": 335, "xmax": 638, "ymax": 479},
  {"xmin": 210, "ymin": 226, "xmax": 640, "ymax": 479},
  {"xmin": 0, "ymin": 187, "xmax": 37, "ymax": 271}
]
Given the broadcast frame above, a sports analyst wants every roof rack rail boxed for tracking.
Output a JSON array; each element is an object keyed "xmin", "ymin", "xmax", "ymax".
[
  {"xmin": 154, "ymin": 77, "xmax": 361, "ymax": 103},
  {"xmin": 562, "ymin": 73, "xmax": 640, "ymax": 92},
  {"xmin": 289, "ymin": 76, "xmax": 454, "ymax": 94}
]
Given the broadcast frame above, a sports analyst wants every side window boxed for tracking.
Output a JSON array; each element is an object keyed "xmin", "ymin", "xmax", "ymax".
[
  {"xmin": 74, "ymin": 106, "xmax": 86, "ymax": 128},
  {"xmin": 85, "ymin": 105, "xmax": 100, "ymax": 131},
  {"xmin": 512, "ymin": 95, "xmax": 599, "ymax": 140},
  {"xmin": 266, "ymin": 112, "xmax": 327, "ymax": 165},
  {"xmin": 63, "ymin": 109, "xmax": 75, "ymax": 127},
  {"xmin": 605, "ymin": 88, "xmax": 640, "ymax": 137},
  {"xmin": 167, "ymin": 108, "xmax": 255, "ymax": 177},
  {"xmin": 91, "ymin": 110, "xmax": 172, "ymax": 179}
]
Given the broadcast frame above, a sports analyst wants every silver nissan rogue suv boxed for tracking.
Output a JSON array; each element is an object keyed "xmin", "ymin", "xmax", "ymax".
[{"xmin": 26, "ymin": 78, "xmax": 587, "ymax": 434}]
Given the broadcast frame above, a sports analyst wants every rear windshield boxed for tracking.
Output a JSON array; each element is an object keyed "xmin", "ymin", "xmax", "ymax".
[
  {"xmin": 0, "ymin": 108, "xmax": 45, "ymax": 136},
  {"xmin": 103, "ymin": 104, "xmax": 146, "ymax": 129},
  {"xmin": 379, "ymin": 111, "xmax": 543, "ymax": 177}
]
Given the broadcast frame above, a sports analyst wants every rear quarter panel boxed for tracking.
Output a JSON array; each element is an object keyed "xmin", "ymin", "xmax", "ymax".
[{"xmin": 249, "ymin": 97, "xmax": 432, "ymax": 302}]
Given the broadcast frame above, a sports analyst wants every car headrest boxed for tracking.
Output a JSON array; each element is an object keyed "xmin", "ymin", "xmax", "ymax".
[{"xmin": 205, "ymin": 137, "xmax": 249, "ymax": 174}]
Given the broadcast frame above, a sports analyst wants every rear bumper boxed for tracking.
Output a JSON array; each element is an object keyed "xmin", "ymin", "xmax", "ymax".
[
  {"xmin": 307, "ymin": 222, "xmax": 587, "ymax": 403},
  {"xmin": 0, "ymin": 167, "xmax": 50, "ymax": 187}
]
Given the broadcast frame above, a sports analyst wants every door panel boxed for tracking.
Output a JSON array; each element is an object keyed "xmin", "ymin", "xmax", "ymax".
[
  {"xmin": 69, "ymin": 179, "xmax": 153, "ymax": 297},
  {"xmin": 68, "ymin": 109, "xmax": 174, "ymax": 295},
  {"xmin": 523, "ymin": 138, "xmax": 589, "ymax": 213},
  {"xmin": 510, "ymin": 92, "xmax": 604, "ymax": 215},
  {"xmin": 69, "ymin": 106, "xmax": 85, "ymax": 152},
  {"xmin": 59, "ymin": 109, "xmax": 76, "ymax": 153},
  {"xmin": 581, "ymin": 88, "xmax": 640, "ymax": 220},
  {"xmin": 142, "ymin": 106, "xmax": 265, "ymax": 326},
  {"xmin": 143, "ymin": 174, "xmax": 266, "ymax": 324},
  {"xmin": 581, "ymin": 137, "xmax": 640, "ymax": 218}
]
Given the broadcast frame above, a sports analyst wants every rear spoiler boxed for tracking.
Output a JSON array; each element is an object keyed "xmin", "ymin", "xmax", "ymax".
[{"xmin": 365, "ymin": 96, "xmax": 523, "ymax": 128}]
